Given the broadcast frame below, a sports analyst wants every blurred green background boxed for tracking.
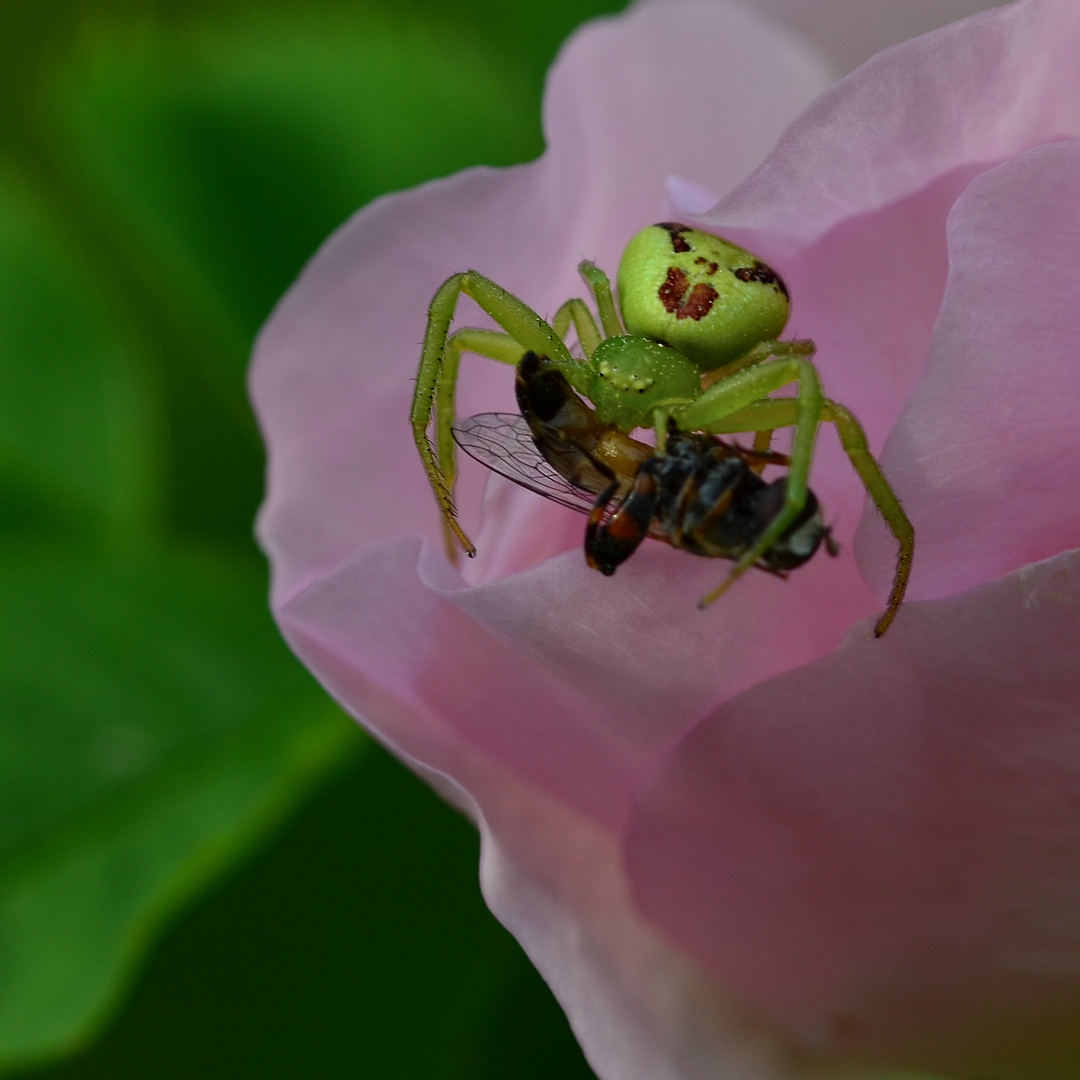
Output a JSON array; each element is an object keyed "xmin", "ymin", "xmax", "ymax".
[{"xmin": 0, "ymin": 0, "xmax": 628, "ymax": 1075}]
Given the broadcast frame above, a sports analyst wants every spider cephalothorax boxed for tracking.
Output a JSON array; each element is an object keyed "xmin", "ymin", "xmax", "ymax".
[{"xmin": 411, "ymin": 222, "xmax": 912, "ymax": 636}]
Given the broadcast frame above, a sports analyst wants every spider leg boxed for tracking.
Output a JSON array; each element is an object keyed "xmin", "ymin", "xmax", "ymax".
[
  {"xmin": 430, "ymin": 329, "xmax": 523, "ymax": 557},
  {"xmin": 435, "ymin": 329, "xmax": 523, "ymax": 518},
  {"xmin": 577, "ymin": 261, "xmax": 625, "ymax": 338},
  {"xmin": 694, "ymin": 396, "xmax": 913, "ymax": 636},
  {"xmin": 672, "ymin": 355, "xmax": 825, "ymax": 612},
  {"xmin": 821, "ymin": 400, "xmax": 913, "ymax": 636},
  {"xmin": 552, "ymin": 298, "xmax": 602, "ymax": 358},
  {"xmin": 411, "ymin": 271, "xmax": 582, "ymax": 559},
  {"xmin": 702, "ymin": 339, "xmax": 814, "ymax": 472},
  {"xmin": 700, "ymin": 336, "xmax": 815, "ymax": 388}
]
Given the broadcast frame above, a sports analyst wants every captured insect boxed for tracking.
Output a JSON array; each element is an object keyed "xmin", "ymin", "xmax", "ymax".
[
  {"xmin": 454, "ymin": 351, "xmax": 839, "ymax": 580},
  {"xmin": 411, "ymin": 222, "xmax": 913, "ymax": 635}
]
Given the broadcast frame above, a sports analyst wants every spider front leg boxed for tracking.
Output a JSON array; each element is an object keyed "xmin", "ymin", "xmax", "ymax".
[
  {"xmin": 411, "ymin": 271, "xmax": 583, "ymax": 559},
  {"xmin": 552, "ymin": 298, "xmax": 602, "ymax": 358},
  {"xmin": 672, "ymin": 354, "xmax": 825, "ymax": 608},
  {"xmin": 693, "ymin": 395, "xmax": 914, "ymax": 637},
  {"xmin": 577, "ymin": 261, "xmax": 625, "ymax": 338},
  {"xmin": 431, "ymin": 327, "xmax": 523, "ymax": 555}
]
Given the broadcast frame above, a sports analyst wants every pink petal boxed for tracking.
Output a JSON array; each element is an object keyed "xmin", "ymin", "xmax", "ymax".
[
  {"xmin": 702, "ymin": 0, "xmax": 1080, "ymax": 252},
  {"xmin": 274, "ymin": 537, "xmax": 875, "ymax": 1077},
  {"xmin": 756, "ymin": 0, "xmax": 1010, "ymax": 76},
  {"xmin": 473, "ymin": 765, "xmax": 856, "ymax": 1080},
  {"xmin": 626, "ymin": 548, "xmax": 1080, "ymax": 1077},
  {"xmin": 278, "ymin": 531, "xmax": 873, "ymax": 832},
  {"xmin": 743, "ymin": 163, "xmax": 984, "ymax": 521},
  {"xmin": 858, "ymin": 138, "xmax": 1080, "ymax": 601}
]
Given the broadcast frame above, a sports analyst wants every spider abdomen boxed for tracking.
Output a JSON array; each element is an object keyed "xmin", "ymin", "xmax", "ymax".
[{"xmin": 617, "ymin": 223, "xmax": 790, "ymax": 370}]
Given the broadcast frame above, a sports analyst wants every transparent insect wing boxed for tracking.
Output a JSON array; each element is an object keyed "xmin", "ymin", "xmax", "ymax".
[{"xmin": 452, "ymin": 414, "xmax": 601, "ymax": 515}]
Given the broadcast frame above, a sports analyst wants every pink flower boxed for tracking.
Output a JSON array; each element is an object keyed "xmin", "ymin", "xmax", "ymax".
[{"xmin": 251, "ymin": 1, "xmax": 1080, "ymax": 1076}]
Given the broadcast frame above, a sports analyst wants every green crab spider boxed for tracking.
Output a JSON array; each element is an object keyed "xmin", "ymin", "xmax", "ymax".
[{"xmin": 410, "ymin": 221, "xmax": 913, "ymax": 636}]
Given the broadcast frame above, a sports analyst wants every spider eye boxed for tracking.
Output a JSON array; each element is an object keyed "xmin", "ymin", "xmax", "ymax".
[{"xmin": 616, "ymin": 223, "xmax": 790, "ymax": 371}]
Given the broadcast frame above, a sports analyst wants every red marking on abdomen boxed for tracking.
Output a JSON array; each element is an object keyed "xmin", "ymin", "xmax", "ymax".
[{"xmin": 658, "ymin": 267, "xmax": 719, "ymax": 321}]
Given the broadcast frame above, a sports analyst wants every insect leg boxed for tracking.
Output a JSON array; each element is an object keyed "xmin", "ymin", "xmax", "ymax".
[{"xmin": 750, "ymin": 428, "xmax": 775, "ymax": 473}]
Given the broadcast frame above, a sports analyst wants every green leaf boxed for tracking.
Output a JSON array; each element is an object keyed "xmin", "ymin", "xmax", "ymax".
[
  {"xmin": 0, "ymin": 551, "xmax": 360, "ymax": 1072},
  {"xmin": 52, "ymin": 16, "xmax": 544, "ymax": 368},
  {"xmin": 20, "ymin": 744, "xmax": 598, "ymax": 1080},
  {"xmin": 0, "ymin": 170, "xmax": 158, "ymax": 546}
]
